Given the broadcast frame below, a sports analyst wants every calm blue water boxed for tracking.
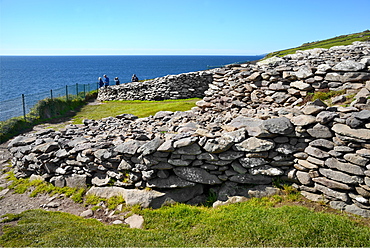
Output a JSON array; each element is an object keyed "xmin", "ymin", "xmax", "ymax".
[{"xmin": 0, "ymin": 55, "xmax": 263, "ymax": 102}]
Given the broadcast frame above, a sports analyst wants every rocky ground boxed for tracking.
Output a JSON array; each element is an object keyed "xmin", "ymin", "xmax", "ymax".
[
  {"xmin": 0, "ymin": 121, "xmax": 88, "ymax": 217},
  {"xmin": 0, "ymin": 113, "xmax": 147, "ymax": 232}
]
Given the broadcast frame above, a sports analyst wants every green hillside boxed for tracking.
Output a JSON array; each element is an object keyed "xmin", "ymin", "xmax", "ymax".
[{"xmin": 265, "ymin": 30, "xmax": 370, "ymax": 58}]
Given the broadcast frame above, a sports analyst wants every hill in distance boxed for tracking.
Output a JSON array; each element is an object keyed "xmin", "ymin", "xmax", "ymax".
[{"xmin": 264, "ymin": 29, "xmax": 370, "ymax": 58}]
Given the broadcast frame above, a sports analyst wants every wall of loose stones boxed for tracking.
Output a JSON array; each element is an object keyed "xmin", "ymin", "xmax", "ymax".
[
  {"xmin": 7, "ymin": 42, "xmax": 370, "ymax": 216},
  {"xmin": 193, "ymin": 41, "xmax": 370, "ymax": 216},
  {"xmin": 97, "ymin": 71, "xmax": 213, "ymax": 101}
]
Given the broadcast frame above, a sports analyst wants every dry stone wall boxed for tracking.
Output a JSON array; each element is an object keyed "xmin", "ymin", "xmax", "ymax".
[
  {"xmin": 7, "ymin": 41, "xmax": 370, "ymax": 216},
  {"xmin": 97, "ymin": 71, "xmax": 212, "ymax": 101}
]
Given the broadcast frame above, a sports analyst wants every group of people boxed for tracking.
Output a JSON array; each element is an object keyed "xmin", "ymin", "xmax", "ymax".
[{"xmin": 98, "ymin": 74, "xmax": 139, "ymax": 88}]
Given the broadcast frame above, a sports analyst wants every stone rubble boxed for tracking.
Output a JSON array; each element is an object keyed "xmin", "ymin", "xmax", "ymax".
[
  {"xmin": 97, "ymin": 71, "xmax": 212, "ymax": 101},
  {"xmin": 7, "ymin": 41, "xmax": 370, "ymax": 217}
]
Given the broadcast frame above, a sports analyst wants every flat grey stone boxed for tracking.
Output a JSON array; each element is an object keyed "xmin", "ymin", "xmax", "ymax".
[
  {"xmin": 298, "ymin": 159, "xmax": 318, "ymax": 169},
  {"xmin": 301, "ymin": 191, "xmax": 326, "ymax": 202},
  {"xmin": 325, "ymin": 158, "xmax": 365, "ymax": 176},
  {"xmin": 174, "ymin": 143, "xmax": 202, "ymax": 155},
  {"xmin": 316, "ymin": 111, "xmax": 339, "ymax": 124},
  {"xmin": 229, "ymin": 174, "xmax": 272, "ymax": 184},
  {"xmin": 296, "ymin": 171, "xmax": 312, "ymax": 185},
  {"xmin": 295, "ymin": 65, "xmax": 313, "ymax": 79},
  {"xmin": 312, "ymin": 177, "xmax": 352, "ymax": 190},
  {"xmin": 345, "ymin": 204, "xmax": 370, "ymax": 217},
  {"xmin": 332, "ymin": 60, "xmax": 366, "ymax": 71},
  {"xmin": 80, "ymin": 209, "xmax": 94, "ymax": 218},
  {"xmin": 32, "ymin": 142, "xmax": 59, "ymax": 153},
  {"xmin": 221, "ymin": 129, "xmax": 247, "ymax": 143},
  {"xmin": 343, "ymin": 153, "xmax": 369, "ymax": 166},
  {"xmin": 307, "ymin": 123, "xmax": 332, "ymax": 138},
  {"xmin": 234, "ymin": 137, "xmax": 275, "ymax": 152},
  {"xmin": 352, "ymin": 110, "xmax": 370, "ymax": 120},
  {"xmin": 332, "ymin": 124, "xmax": 370, "ymax": 140},
  {"xmin": 173, "ymin": 167, "xmax": 222, "ymax": 185},
  {"xmin": 239, "ymin": 157, "xmax": 268, "ymax": 168},
  {"xmin": 304, "ymin": 146, "xmax": 330, "ymax": 159},
  {"xmin": 309, "ymin": 139, "xmax": 334, "ymax": 150},
  {"xmin": 250, "ymin": 165, "xmax": 284, "ymax": 176},
  {"xmin": 202, "ymin": 137, "xmax": 234, "ymax": 154},
  {"xmin": 137, "ymin": 137, "xmax": 164, "ymax": 156},
  {"xmin": 290, "ymin": 115, "xmax": 317, "ymax": 126},
  {"xmin": 8, "ymin": 136, "xmax": 36, "ymax": 147},
  {"xmin": 302, "ymin": 105, "xmax": 325, "ymax": 115},
  {"xmin": 315, "ymin": 183, "xmax": 349, "ymax": 202},
  {"xmin": 147, "ymin": 175, "xmax": 196, "ymax": 188},
  {"xmin": 114, "ymin": 140, "xmax": 146, "ymax": 155},
  {"xmin": 319, "ymin": 168, "xmax": 362, "ymax": 185},
  {"xmin": 218, "ymin": 151, "xmax": 244, "ymax": 161},
  {"xmin": 262, "ymin": 117, "xmax": 294, "ymax": 135},
  {"xmin": 65, "ymin": 174, "xmax": 87, "ymax": 188}
]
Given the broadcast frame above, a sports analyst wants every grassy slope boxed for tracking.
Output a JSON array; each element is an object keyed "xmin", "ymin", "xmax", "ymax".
[{"xmin": 265, "ymin": 30, "xmax": 370, "ymax": 58}]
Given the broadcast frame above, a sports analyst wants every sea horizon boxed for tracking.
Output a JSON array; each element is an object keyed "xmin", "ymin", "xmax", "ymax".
[
  {"xmin": 0, "ymin": 55, "xmax": 264, "ymax": 120},
  {"xmin": 0, "ymin": 55, "xmax": 264, "ymax": 100}
]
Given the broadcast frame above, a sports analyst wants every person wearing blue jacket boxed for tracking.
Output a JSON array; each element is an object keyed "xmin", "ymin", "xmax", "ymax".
[
  {"xmin": 103, "ymin": 74, "xmax": 109, "ymax": 87},
  {"xmin": 98, "ymin": 77, "xmax": 104, "ymax": 88}
]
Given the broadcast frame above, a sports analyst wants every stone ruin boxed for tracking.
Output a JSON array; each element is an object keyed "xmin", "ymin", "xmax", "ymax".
[
  {"xmin": 97, "ymin": 71, "xmax": 212, "ymax": 101},
  {"xmin": 7, "ymin": 41, "xmax": 370, "ymax": 216}
]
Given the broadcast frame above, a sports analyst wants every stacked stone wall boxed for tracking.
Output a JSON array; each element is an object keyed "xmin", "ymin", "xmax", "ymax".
[
  {"xmin": 97, "ymin": 71, "xmax": 213, "ymax": 101},
  {"xmin": 7, "ymin": 41, "xmax": 370, "ymax": 216}
]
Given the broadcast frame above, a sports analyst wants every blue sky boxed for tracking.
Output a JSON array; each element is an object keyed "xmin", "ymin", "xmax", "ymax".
[{"xmin": 0, "ymin": 0, "xmax": 369, "ymax": 55}]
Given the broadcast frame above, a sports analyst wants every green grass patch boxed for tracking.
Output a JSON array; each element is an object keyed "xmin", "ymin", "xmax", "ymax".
[
  {"xmin": 72, "ymin": 98, "xmax": 200, "ymax": 124},
  {"xmin": 2, "ymin": 201, "xmax": 370, "ymax": 247},
  {"xmin": 265, "ymin": 30, "xmax": 370, "ymax": 58},
  {"xmin": 302, "ymin": 89, "xmax": 346, "ymax": 106},
  {"xmin": 5, "ymin": 172, "xmax": 85, "ymax": 203}
]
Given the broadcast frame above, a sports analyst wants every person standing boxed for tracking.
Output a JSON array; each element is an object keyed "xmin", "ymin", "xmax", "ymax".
[
  {"xmin": 131, "ymin": 74, "xmax": 138, "ymax": 82},
  {"xmin": 114, "ymin": 77, "xmax": 120, "ymax": 85},
  {"xmin": 98, "ymin": 77, "xmax": 104, "ymax": 88},
  {"xmin": 103, "ymin": 74, "xmax": 109, "ymax": 87}
]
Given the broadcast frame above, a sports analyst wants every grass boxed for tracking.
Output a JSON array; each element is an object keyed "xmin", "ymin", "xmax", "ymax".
[
  {"xmin": 71, "ymin": 98, "xmax": 200, "ymax": 124},
  {"xmin": 2, "ymin": 174, "xmax": 370, "ymax": 246},
  {"xmin": 301, "ymin": 89, "xmax": 347, "ymax": 106},
  {"xmin": 265, "ymin": 30, "xmax": 370, "ymax": 58},
  {"xmin": 2, "ymin": 198, "xmax": 370, "ymax": 247},
  {"xmin": 4, "ymin": 171, "xmax": 370, "ymax": 246},
  {"xmin": 5, "ymin": 172, "xmax": 85, "ymax": 204}
]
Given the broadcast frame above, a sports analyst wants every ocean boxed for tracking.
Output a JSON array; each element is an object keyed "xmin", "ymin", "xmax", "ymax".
[
  {"xmin": 0, "ymin": 55, "xmax": 263, "ymax": 102},
  {"xmin": 0, "ymin": 55, "xmax": 264, "ymax": 121}
]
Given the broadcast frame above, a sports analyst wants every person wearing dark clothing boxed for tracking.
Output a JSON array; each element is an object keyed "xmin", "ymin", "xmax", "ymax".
[
  {"xmin": 98, "ymin": 77, "xmax": 104, "ymax": 88},
  {"xmin": 103, "ymin": 74, "xmax": 109, "ymax": 87},
  {"xmin": 131, "ymin": 74, "xmax": 138, "ymax": 82},
  {"xmin": 114, "ymin": 77, "xmax": 120, "ymax": 85}
]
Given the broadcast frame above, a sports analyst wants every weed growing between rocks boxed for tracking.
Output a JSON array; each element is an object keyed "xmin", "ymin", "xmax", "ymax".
[{"xmin": 5, "ymin": 171, "xmax": 86, "ymax": 203}]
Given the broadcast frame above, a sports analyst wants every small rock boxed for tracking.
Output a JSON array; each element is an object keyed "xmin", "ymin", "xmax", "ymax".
[
  {"xmin": 125, "ymin": 214, "xmax": 144, "ymax": 229},
  {"xmin": 80, "ymin": 209, "xmax": 94, "ymax": 218},
  {"xmin": 112, "ymin": 220, "xmax": 124, "ymax": 225}
]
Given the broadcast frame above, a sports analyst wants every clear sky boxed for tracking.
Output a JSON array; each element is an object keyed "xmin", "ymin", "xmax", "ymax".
[{"xmin": 0, "ymin": 0, "xmax": 369, "ymax": 55}]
